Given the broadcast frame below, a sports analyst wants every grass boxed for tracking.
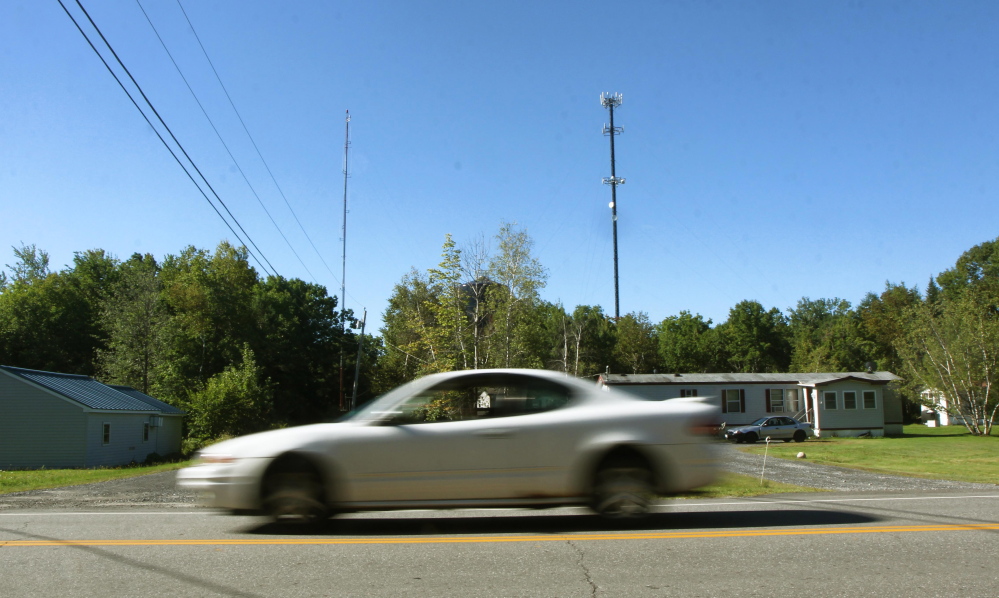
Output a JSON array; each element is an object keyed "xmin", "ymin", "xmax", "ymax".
[
  {"xmin": 739, "ymin": 424, "xmax": 998, "ymax": 486},
  {"xmin": 676, "ymin": 472, "xmax": 823, "ymax": 499},
  {"xmin": 0, "ymin": 461, "xmax": 190, "ymax": 495}
]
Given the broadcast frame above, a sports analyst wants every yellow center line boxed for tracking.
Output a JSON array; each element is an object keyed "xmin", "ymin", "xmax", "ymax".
[{"xmin": 2, "ymin": 524, "xmax": 998, "ymax": 547}]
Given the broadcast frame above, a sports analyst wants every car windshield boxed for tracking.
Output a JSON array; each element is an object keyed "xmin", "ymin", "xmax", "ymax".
[
  {"xmin": 749, "ymin": 417, "xmax": 770, "ymax": 426},
  {"xmin": 345, "ymin": 378, "xmax": 431, "ymax": 422},
  {"xmin": 346, "ymin": 372, "xmax": 576, "ymax": 424}
]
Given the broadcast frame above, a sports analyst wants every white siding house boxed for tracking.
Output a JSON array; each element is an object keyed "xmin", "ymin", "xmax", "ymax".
[
  {"xmin": 598, "ymin": 371, "xmax": 902, "ymax": 437},
  {"xmin": 0, "ymin": 366, "xmax": 184, "ymax": 469}
]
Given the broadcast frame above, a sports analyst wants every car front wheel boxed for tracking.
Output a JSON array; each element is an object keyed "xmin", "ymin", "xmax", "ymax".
[
  {"xmin": 590, "ymin": 459, "xmax": 655, "ymax": 519},
  {"xmin": 262, "ymin": 456, "xmax": 329, "ymax": 525}
]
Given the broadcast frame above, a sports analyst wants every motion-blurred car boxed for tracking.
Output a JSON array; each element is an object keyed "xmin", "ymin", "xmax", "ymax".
[
  {"xmin": 724, "ymin": 416, "xmax": 813, "ymax": 444},
  {"xmin": 178, "ymin": 368, "xmax": 720, "ymax": 522}
]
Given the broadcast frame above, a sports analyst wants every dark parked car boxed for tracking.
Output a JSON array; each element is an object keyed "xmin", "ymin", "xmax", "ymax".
[{"xmin": 725, "ymin": 416, "xmax": 813, "ymax": 443}]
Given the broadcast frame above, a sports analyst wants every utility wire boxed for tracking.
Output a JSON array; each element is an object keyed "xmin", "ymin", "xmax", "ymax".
[
  {"xmin": 57, "ymin": 0, "xmax": 273, "ymax": 276},
  {"xmin": 64, "ymin": 0, "xmax": 277, "ymax": 278},
  {"xmin": 136, "ymin": 0, "xmax": 315, "ymax": 282},
  {"xmin": 175, "ymin": 0, "xmax": 344, "ymax": 290}
]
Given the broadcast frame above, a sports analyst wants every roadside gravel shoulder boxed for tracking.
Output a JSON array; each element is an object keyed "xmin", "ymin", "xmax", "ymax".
[
  {"xmin": 0, "ymin": 470, "xmax": 198, "ymax": 511},
  {"xmin": 720, "ymin": 444, "xmax": 998, "ymax": 492}
]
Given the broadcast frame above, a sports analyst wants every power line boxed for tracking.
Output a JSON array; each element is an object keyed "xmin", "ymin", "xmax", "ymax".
[
  {"xmin": 175, "ymin": 0, "xmax": 345, "ymax": 290},
  {"xmin": 58, "ymin": 0, "xmax": 267, "ymax": 272},
  {"xmin": 136, "ymin": 0, "xmax": 315, "ymax": 282},
  {"xmin": 59, "ymin": 0, "xmax": 277, "ymax": 278}
]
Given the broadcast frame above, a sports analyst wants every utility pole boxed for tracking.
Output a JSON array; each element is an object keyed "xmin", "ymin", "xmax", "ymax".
[
  {"xmin": 339, "ymin": 110, "xmax": 350, "ymax": 412},
  {"xmin": 350, "ymin": 309, "xmax": 366, "ymax": 412},
  {"xmin": 601, "ymin": 92, "xmax": 625, "ymax": 320}
]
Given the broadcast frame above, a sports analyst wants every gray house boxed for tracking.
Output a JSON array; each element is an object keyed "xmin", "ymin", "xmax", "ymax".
[
  {"xmin": 598, "ymin": 371, "xmax": 903, "ymax": 437},
  {"xmin": 0, "ymin": 366, "xmax": 184, "ymax": 469}
]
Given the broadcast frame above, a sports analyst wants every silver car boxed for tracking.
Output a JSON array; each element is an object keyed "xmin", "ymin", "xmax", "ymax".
[
  {"xmin": 724, "ymin": 416, "xmax": 813, "ymax": 444},
  {"xmin": 178, "ymin": 368, "xmax": 720, "ymax": 523}
]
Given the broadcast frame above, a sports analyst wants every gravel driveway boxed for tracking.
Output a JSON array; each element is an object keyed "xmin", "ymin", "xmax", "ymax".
[{"xmin": 1, "ymin": 449, "xmax": 995, "ymax": 512}]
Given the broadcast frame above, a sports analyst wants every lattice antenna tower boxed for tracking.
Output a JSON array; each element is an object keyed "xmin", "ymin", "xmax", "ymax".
[{"xmin": 601, "ymin": 92, "xmax": 625, "ymax": 320}]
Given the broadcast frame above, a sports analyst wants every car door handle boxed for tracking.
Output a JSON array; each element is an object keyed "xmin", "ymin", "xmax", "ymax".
[{"xmin": 475, "ymin": 429, "xmax": 513, "ymax": 439}]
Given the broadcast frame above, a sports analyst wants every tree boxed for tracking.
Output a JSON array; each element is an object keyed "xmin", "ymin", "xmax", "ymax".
[
  {"xmin": 156, "ymin": 242, "xmax": 258, "ymax": 398},
  {"xmin": 717, "ymin": 300, "xmax": 791, "ymax": 373},
  {"xmin": 97, "ymin": 253, "xmax": 168, "ymax": 395},
  {"xmin": 424, "ymin": 234, "xmax": 470, "ymax": 372},
  {"xmin": 856, "ymin": 283, "xmax": 922, "ymax": 374},
  {"xmin": 378, "ymin": 268, "xmax": 437, "ymax": 389},
  {"xmin": 614, "ymin": 312, "xmax": 660, "ymax": 374},
  {"xmin": 253, "ymin": 275, "xmax": 341, "ymax": 424},
  {"xmin": 185, "ymin": 344, "xmax": 274, "ymax": 441},
  {"xmin": 657, "ymin": 311, "xmax": 721, "ymax": 373},
  {"xmin": 898, "ymin": 287, "xmax": 998, "ymax": 435},
  {"xmin": 7, "ymin": 244, "xmax": 50, "ymax": 284},
  {"xmin": 487, "ymin": 222, "xmax": 547, "ymax": 368},
  {"xmin": 935, "ymin": 237, "xmax": 999, "ymax": 299},
  {"xmin": 788, "ymin": 297, "xmax": 871, "ymax": 372},
  {"xmin": 0, "ymin": 245, "xmax": 95, "ymax": 374}
]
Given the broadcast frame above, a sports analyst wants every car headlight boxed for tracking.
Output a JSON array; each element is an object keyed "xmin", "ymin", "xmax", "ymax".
[{"xmin": 198, "ymin": 453, "xmax": 236, "ymax": 465}]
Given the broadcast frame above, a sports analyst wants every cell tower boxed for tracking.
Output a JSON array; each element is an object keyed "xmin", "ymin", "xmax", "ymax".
[
  {"xmin": 339, "ymin": 110, "xmax": 350, "ymax": 411},
  {"xmin": 601, "ymin": 92, "xmax": 625, "ymax": 320}
]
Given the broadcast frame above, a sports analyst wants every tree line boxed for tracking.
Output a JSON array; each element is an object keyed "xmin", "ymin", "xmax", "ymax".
[
  {"xmin": 0, "ymin": 242, "xmax": 377, "ymax": 450},
  {"xmin": 377, "ymin": 223, "xmax": 997, "ymax": 436},
  {"xmin": 2, "ymin": 225, "xmax": 996, "ymax": 439}
]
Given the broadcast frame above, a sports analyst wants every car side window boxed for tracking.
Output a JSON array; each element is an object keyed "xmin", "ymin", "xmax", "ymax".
[{"xmin": 388, "ymin": 374, "xmax": 573, "ymax": 424}]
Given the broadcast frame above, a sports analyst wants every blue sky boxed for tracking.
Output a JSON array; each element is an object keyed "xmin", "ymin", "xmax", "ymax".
[{"xmin": 2, "ymin": 1, "xmax": 998, "ymax": 329}]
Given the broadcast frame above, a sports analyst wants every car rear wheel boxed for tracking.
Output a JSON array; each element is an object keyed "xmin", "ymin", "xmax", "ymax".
[
  {"xmin": 793, "ymin": 430, "xmax": 807, "ymax": 443},
  {"xmin": 262, "ymin": 457, "xmax": 328, "ymax": 525},
  {"xmin": 591, "ymin": 458, "xmax": 654, "ymax": 519}
]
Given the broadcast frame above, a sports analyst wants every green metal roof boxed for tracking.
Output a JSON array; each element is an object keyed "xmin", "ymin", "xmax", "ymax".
[{"xmin": 0, "ymin": 366, "xmax": 177, "ymax": 413}]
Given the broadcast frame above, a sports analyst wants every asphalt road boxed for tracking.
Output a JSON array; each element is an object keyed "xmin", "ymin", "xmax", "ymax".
[{"xmin": 2, "ymin": 491, "xmax": 998, "ymax": 597}]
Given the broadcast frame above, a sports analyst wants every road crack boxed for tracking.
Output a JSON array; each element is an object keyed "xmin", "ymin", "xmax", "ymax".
[{"xmin": 567, "ymin": 540, "xmax": 598, "ymax": 597}]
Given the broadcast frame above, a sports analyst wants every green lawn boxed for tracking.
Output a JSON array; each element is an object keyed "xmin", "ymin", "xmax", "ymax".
[
  {"xmin": 676, "ymin": 472, "xmax": 822, "ymax": 499},
  {"xmin": 740, "ymin": 424, "xmax": 998, "ymax": 486},
  {"xmin": 0, "ymin": 461, "xmax": 190, "ymax": 495}
]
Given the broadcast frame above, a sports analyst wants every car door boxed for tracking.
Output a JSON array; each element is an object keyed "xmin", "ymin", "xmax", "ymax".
[
  {"xmin": 336, "ymin": 373, "xmax": 526, "ymax": 503},
  {"xmin": 481, "ymin": 379, "xmax": 578, "ymax": 498},
  {"xmin": 768, "ymin": 417, "xmax": 795, "ymax": 440}
]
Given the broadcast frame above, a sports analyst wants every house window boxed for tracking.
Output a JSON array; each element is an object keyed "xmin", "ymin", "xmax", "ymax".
[
  {"xmin": 143, "ymin": 423, "xmax": 150, "ymax": 442},
  {"xmin": 823, "ymin": 391, "xmax": 837, "ymax": 410},
  {"xmin": 768, "ymin": 389, "xmax": 785, "ymax": 413},
  {"xmin": 680, "ymin": 389, "xmax": 698, "ymax": 398},
  {"xmin": 844, "ymin": 391, "xmax": 857, "ymax": 410},
  {"xmin": 723, "ymin": 389, "xmax": 743, "ymax": 413},
  {"xmin": 787, "ymin": 389, "xmax": 800, "ymax": 414},
  {"xmin": 102, "ymin": 423, "xmax": 111, "ymax": 445},
  {"xmin": 863, "ymin": 390, "xmax": 877, "ymax": 409}
]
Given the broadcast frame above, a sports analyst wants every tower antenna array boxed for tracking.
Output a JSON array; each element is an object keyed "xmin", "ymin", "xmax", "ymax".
[{"xmin": 600, "ymin": 92, "xmax": 625, "ymax": 320}]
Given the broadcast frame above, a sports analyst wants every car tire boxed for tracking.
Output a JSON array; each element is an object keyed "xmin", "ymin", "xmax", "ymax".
[
  {"xmin": 262, "ymin": 457, "xmax": 329, "ymax": 525},
  {"xmin": 591, "ymin": 458, "xmax": 655, "ymax": 519},
  {"xmin": 744, "ymin": 432, "xmax": 758, "ymax": 444},
  {"xmin": 793, "ymin": 430, "xmax": 807, "ymax": 443}
]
